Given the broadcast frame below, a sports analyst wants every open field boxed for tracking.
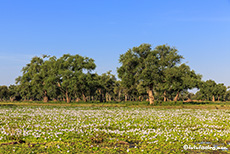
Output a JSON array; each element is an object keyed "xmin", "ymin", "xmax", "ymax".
[{"xmin": 0, "ymin": 103, "xmax": 230, "ymax": 153}]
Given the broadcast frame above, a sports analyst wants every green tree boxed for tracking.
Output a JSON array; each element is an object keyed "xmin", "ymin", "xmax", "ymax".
[
  {"xmin": 215, "ymin": 83, "xmax": 227, "ymax": 101},
  {"xmin": 16, "ymin": 56, "xmax": 47, "ymax": 101},
  {"xmin": 136, "ymin": 81, "xmax": 148, "ymax": 101},
  {"xmin": 114, "ymin": 81, "xmax": 123, "ymax": 102},
  {"xmin": 118, "ymin": 44, "xmax": 183, "ymax": 104},
  {"xmin": 117, "ymin": 47, "xmax": 139, "ymax": 102},
  {"xmin": 54, "ymin": 54, "xmax": 96, "ymax": 103},
  {"xmin": 16, "ymin": 54, "xmax": 96, "ymax": 103},
  {"xmin": 225, "ymin": 90, "xmax": 230, "ymax": 101},
  {"xmin": 199, "ymin": 80, "xmax": 221, "ymax": 102},
  {"xmin": 163, "ymin": 64, "xmax": 201, "ymax": 101},
  {"xmin": 0, "ymin": 86, "xmax": 9, "ymax": 101},
  {"xmin": 8, "ymin": 85, "xmax": 21, "ymax": 101},
  {"xmin": 97, "ymin": 71, "xmax": 116, "ymax": 102}
]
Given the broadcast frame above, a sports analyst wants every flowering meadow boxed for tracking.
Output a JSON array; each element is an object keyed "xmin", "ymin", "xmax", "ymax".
[{"xmin": 0, "ymin": 106, "xmax": 230, "ymax": 153}]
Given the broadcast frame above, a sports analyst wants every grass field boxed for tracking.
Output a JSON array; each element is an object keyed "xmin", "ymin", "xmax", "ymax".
[{"xmin": 0, "ymin": 102, "xmax": 230, "ymax": 153}]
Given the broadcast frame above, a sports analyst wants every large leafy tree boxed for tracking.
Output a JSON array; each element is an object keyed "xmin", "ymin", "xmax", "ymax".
[
  {"xmin": 101, "ymin": 71, "xmax": 116, "ymax": 102},
  {"xmin": 215, "ymin": 83, "xmax": 227, "ymax": 101},
  {"xmin": 95, "ymin": 71, "xmax": 116, "ymax": 102},
  {"xmin": 75, "ymin": 72, "xmax": 97, "ymax": 102},
  {"xmin": 117, "ymin": 47, "xmax": 139, "ymax": 102},
  {"xmin": 8, "ymin": 85, "xmax": 21, "ymax": 101},
  {"xmin": 225, "ymin": 90, "xmax": 230, "ymax": 101},
  {"xmin": 162, "ymin": 64, "xmax": 202, "ymax": 101},
  {"xmin": 0, "ymin": 86, "xmax": 9, "ymax": 101},
  {"xmin": 53, "ymin": 54, "xmax": 96, "ymax": 103},
  {"xmin": 198, "ymin": 80, "xmax": 226, "ymax": 102},
  {"xmin": 114, "ymin": 80, "xmax": 123, "ymax": 101},
  {"xmin": 41, "ymin": 56, "xmax": 60, "ymax": 101},
  {"xmin": 16, "ymin": 54, "xmax": 96, "ymax": 103},
  {"xmin": 118, "ymin": 44, "xmax": 183, "ymax": 104},
  {"xmin": 16, "ymin": 56, "xmax": 47, "ymax": 101}
]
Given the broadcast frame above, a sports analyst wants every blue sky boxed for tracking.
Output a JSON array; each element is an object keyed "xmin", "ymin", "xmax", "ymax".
[{"xmin": 0, "ymin": 0, "xmax": 230, "ymax": 87}]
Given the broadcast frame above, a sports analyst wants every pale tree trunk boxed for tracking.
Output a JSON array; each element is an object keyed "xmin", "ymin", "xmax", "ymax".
[
  {"xmin": 125, "ymin": 94, "xmax": 128, "ymax": 102},
  {"xmin": 98, "ymin": 89, "xmax": 103, "ymax": 102},
  {"xmin": 218, "ymin": 96, "xmax": 220, "ymax": 101},
  {"xmin": 106, "ymin": 93, "xmax": 109, "ymax": 102},
  {"xmin": 118, "ymin": 91, "xmax": 121, "ymax": 102},
  {"xmin": 212, "ymin": 95, "xmax": 215, "ymax": 102},
  {"xmin": 75, "ymin": 97, "xmax": 80, "ymax": 102},
  {"xmin": 174, "ymin": 92, "xmax": 180, "ymax": 102},
  {"xmin": 66, "ymin": 90, "xmax": 70, "ymax": 103},
  {"xmin": 138, "ymin": 96, "xmax": 141, "ymax": 101},
  {"xmin": 66, "ymin": 97, "xmax": 70, "ymax": 103},
  {"xmin": 163, "ymin": 91, "xmax": 167, "ymax": 102},
  {"xmin": 53, "ymin": 98, "xmax": 57, "ymax": 102},
  {"xmin": 43, "ymin": 90, "xmax": 48, "ymax": 103},
  {"xmin": 147, "ymin": 86, "xmax": 154, "ymax": 105},
  {"xmin": 139, "ymin": 96, "xmax": 143, "ymax": 101},
  {"xmin": 109, "ymin": 94, "xmax": 111, "ymax": 101},
  {"xmin": 10, "ymin": 97, "xmax": 14, "ymax": 102},
  {"xmin": 82, "ymin": 93, "xmax": 87, "ymax": 102}
]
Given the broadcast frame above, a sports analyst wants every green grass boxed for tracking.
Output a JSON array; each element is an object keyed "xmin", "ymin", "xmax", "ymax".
[{"xmin": 1, "ymin": 100, "xmax": 230, "ymax": 109}]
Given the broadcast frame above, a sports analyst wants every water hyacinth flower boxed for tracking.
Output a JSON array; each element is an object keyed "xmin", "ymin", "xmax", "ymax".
[{"xmin": 0, "ymin": 107, "xmax": 230, "ymax": 153}]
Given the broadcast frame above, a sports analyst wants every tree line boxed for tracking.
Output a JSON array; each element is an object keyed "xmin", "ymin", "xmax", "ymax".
[{"xmin": 0, "ymin": 44, "xmax": 229, "ymax": 104}]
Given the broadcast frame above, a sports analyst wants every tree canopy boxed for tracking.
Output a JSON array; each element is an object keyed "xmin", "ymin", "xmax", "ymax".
[
  {"xmin": 117, "ymin": 44, "xmax": 201, "ymax": 104},
  {"xmin": 0, "ymin": 43, "xmax": 227, "ymax": 103}
]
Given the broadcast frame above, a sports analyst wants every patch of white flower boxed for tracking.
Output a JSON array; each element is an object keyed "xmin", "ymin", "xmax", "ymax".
[{"xmin": 0, "ymin": 107, "xmax": 230, "ymax": 145}]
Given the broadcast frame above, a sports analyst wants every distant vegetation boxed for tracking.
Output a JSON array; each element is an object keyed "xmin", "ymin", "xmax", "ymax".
[{"xmin": 0, "ymin": 44, "xmax": 229, "ymax": 103}]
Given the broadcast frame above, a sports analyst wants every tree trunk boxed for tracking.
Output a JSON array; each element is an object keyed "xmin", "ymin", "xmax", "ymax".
[
  {"xmin": 98, "ymin": 89, "xmax": 103, "ymax": 102},
  {"xmin": 147, "ymin": 87, "xmax": 154, "ymax": 105},
  {"xmin": 125, "ymin": 94, "xmax": 128, "ymax": 102},
  {"xmin": 53, "ymin": 98, "xmax": 57, "ymax": 102},
  {"xmin": 138, "ymin": 96, "xmax": 143, "ymax": 101},
  {"xmin": 82, "ymin": 93, "xmax": 87, "ymax": 102},
  {"xmin": 118, "ymin": 91, "xmax": 121, "ymax": 102},
  {"xmin": 212, "ymin": 95, "xmax": 215, "ymax": 102},
  {"xmin": 66, "ymin": 90, "xmax": 70, "ymax": 103},
  {"xmin": 75, "ymin": 97, "xmax": 81, "ymax": 102},
  {"xmin": 66, "ymin": 97, "xmax": 70, "ymax": 103},
  {"xmin": 43, "ymin": 96, "xmax": 48, "ymax": 102},
  {"xmin": 174, "ymin": 92, "xmax": 180, "ymax": 102},
  {"xmin": 91, "ymin": 96, "xmax": 94, "ymax": 101},
  {"xmin": 43, "ymin": 91, "xmax": 48, "ymax": 103},
  {"xmin": 10, "ymin": 97, "xmax": 14, "ymax": 102},
  {"xmin": 218, "ymin": 96, "xmax": 220, "ymax": 101},
  {"xmin": 109, "ymin": 94, "xmax": 111, "ymax": 101},
  {"xmin": 163, "ymin": 91, "xmax": 167, "ymax": 102},
  {"xmin": 106, "ymin": 92, "xmax": 109, "ymax": 102}
]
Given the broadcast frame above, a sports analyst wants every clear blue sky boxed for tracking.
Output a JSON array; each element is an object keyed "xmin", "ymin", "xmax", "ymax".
[{"xmin": 0, "ymin": 0, "xmax": 230, "ymax": 87}]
